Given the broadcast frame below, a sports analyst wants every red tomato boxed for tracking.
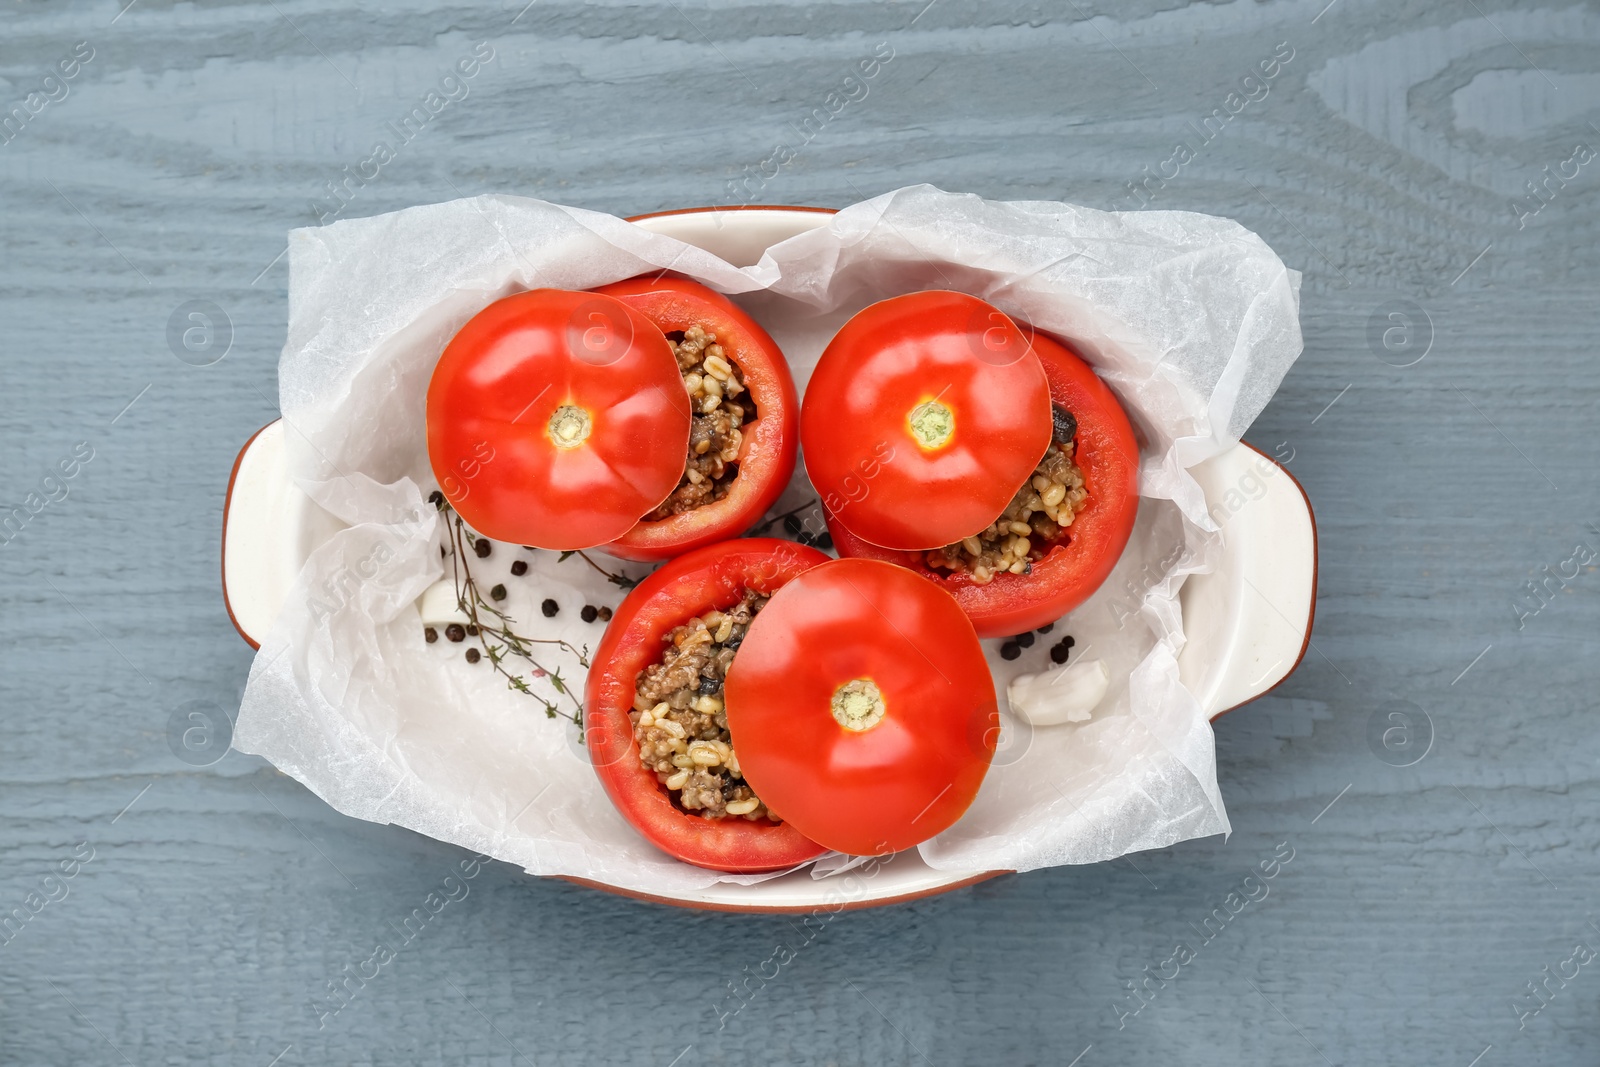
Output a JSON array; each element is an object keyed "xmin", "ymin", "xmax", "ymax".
[
  {"xmin": 427, "ymin": 289, "xmax": 690, "ymax": 550},
  {"xmin": 828, "ymin": 330, "xmax": 1140, "ymax": 637},
  {"xmin": 585, "ymin": 538, "xmax": 830, "ymax": 872},
  {"xmin": 800, "ymin": 291, "xmax": 1054, "ymax": 551},
  {"xmin": 724, "ymin": 558, "xmax": 998, "ymax": 856},
  {"xmin": 596, "ymin": 275, "xmax": 799, "ymax": 562}
]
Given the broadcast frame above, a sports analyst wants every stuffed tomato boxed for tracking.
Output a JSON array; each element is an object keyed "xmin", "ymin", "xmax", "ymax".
[
  {"xmin": 811, "ymin": 294, "xmax": 1140, "ymax": 637},
  {"xmin": 426, "ymin": 276, "xmax": 795, "ymax": 558}
]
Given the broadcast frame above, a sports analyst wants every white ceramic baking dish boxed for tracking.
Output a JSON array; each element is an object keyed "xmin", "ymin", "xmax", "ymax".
[{"xmin": 222, "ymin": 206, "xmax": 1317, "ymax": 912}]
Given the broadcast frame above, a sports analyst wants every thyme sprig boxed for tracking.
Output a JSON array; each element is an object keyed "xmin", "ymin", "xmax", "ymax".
[
  {"xmin": 435, "ymin": 494, "xmax": 589, "ymax": 734},
  {"xmin": 560, "ymin": 549, "xmax": 640, "ymax": 591}
]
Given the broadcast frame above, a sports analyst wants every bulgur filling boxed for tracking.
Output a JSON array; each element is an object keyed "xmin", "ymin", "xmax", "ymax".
[
  {"xmin": 924, "ymin": 407, "xmax": 1089, "ymax": 584},
  {"xmin": 646, "ymin": 325, "xmax": 753, "ymax": 518},
  {"xmin": 631, "ymin": 589, "xmax": 776, "ymax": 821}
]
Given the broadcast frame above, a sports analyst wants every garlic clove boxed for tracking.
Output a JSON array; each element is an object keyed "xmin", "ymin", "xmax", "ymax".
[
  {"xmin": 1007, "ymin": 658, "xmax": 1111, "ymax": 726},
  {"xmin": 417, "ymin": 578, "xmax": 473, "ymax": 626}
]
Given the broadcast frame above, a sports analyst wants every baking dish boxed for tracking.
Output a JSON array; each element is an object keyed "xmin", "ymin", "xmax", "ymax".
[{"xmin": 222, "ymin": 206, "xmax": 1317, "ymax": 911}]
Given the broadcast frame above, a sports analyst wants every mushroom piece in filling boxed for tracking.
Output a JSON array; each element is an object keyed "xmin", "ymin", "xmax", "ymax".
[
  {"xmin": 631, "ymin": 589, "xmax": 774, "ymax": 821},
  {"xmin": 645, "ymin": 325, "xmax": 754, "ymax": 518},
  {"xmin": 924, "ymin": 407, "xmax": 1089, "ymax": 584}
]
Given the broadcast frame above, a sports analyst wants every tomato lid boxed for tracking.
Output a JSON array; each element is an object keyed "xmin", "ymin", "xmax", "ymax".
[
  {"xmin": 801, "ymin": 291, "xmax": 1053, "ymax": 551},
  {"xmin": 723, "ymin": 557, "xmax": 998, "ymax": 856},
  {"xmin": 426, "ymin": 289, "xmax": 691, "ymax": 550}
]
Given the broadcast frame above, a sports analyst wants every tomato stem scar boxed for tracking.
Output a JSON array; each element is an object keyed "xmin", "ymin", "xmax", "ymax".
[
  {"xmin": 907, "ymin": 400, "xmax": 955, "ymax": 451},
  {"xmin": 832, "ymin": 678, "xmax": 886, "ymax": 732},
  {"xmin": 548, "ymin": 405, "xmax": 592, "ymax": 449}
]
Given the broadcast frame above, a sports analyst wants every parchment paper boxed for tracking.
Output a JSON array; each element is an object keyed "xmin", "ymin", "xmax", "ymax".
[{"xmin": 235, "ymin": 185, "xmax": 1302, "ymax": 892}]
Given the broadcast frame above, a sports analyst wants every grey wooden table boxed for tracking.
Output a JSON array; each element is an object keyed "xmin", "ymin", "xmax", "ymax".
[{"xmin": 3, "ymin": 1, "xmax": 1597, "ymax": 1064}]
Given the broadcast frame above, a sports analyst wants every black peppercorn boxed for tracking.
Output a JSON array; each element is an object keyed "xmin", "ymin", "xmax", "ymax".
[
  {"xmin": 1000, "ymin": 641, "xmax": 1021, "ymax": 661},
  {"xmin": 784, "ymin": 515, "xmax": 803, "ymax": 535},
  {"xmin": 817, "ymin": 532, "xmax": 834, "ymax": 551},
  {"xmin": 1051, "ymin": 405, "xmax": 1078, "ymax": 444},
  {"xmin": 490, "ymin": 584, "xmax": 507, "ymax": 602},
  {"xmin": 428, "ymin": 489, "xmax": 445, "ymax": 508},
  {"xmin": 580, "ymin": 605, "xmax": 599, "ymax": 623},
  {"xmin": 1014, "ymin": 632, "xmax": 1035, "ymax": 648},
  {"xmin": 445, "ymin": 623, "xmax": 465, "ymax": 643},
  {"xmin": 1049, "ymin": 641, "xmax": 1071, "ymax": 665},
  {"xmin": 466, "ymin": 624, "xmax": 479, "ymax": 637},
  {"xmin": 796, "ymin": 531, "xmax": 816, "ymax": 546},
  {"xmin": 510, "ymin": 560, "xmax": 528, "ymax": 577},
  {"xmin": 597, "ymin": 606, "xmax": 612, "ymax": 622},
  {"xmin": 541, "ymin": 598, "xmax": 559, "ymax": 618},
  {"xmin": 474, "ymin": 539, "xmax": 491, "ymax": 558},
  {"xmin": 424, "ymin": 626, "xmax": 438, "ymax": 643},
  {"xmin": 1037, "ymin": 622, "xmax": 1054, "ymax": 635},
  {"xmin": 465, "ymin": 648, "xmax": 481, "ymax": 664},
  {"xmin": 1062, "ymin": 635, "xmax": 1076, "ymax": 649}
]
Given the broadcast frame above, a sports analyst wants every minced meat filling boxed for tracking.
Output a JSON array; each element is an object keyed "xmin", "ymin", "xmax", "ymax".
[
  {"xmin": 631, "ymin": 589, "xmax": 774, "ymax": 821},
  {"xmin": 924, "ymin": 411, "xmax": 1089, "ymax": 584},
  {"xmin": 647, "ymin": 325, "xmax": 753, "ymax": 519}
]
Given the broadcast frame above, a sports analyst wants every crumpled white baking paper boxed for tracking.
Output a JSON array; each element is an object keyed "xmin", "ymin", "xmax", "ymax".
[{"xmin": 235, "ymin": 185, "xmax": 1302, "ymax": 893}]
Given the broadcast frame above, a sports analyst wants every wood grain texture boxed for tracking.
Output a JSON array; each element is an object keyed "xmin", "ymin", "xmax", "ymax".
[{"xmin": 2, "ymin": 0, "xmax": 1598, "ymax": 1064}]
